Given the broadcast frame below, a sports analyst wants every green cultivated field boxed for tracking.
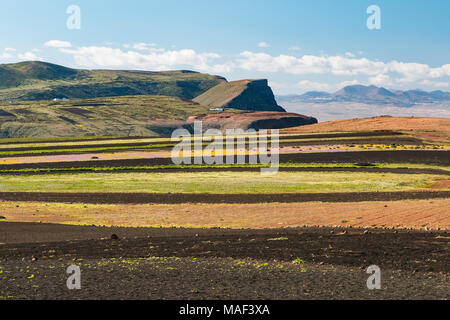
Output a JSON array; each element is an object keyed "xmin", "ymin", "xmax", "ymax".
[
  {"xmin": 0, "ymin": 171, "xmax": 444, "ymax": 193},
  {"xmin": 0, "ymin": 162, "xmax": 448, "ymax": 174}
]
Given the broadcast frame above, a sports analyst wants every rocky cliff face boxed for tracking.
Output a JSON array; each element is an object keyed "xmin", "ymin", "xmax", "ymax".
[{"xmin": 193, "ymin": 79, "xmax": 286, "ymax": 112}]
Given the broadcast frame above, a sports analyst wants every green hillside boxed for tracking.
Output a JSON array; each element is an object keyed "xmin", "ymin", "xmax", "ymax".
[
  {"xmin": 0, "ymin": 61, "xmax": 226, "ymax": 101},
  {"xmin": 0, "ymin": 95, "xmax": 215, "ymax": 138},
  {"xmin": 0, "ymin": 62, "xmax": 300, "ymax": 138}
]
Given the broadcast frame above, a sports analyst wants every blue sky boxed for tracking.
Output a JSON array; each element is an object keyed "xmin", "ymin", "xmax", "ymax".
[{"xmin": 1, "ymin": 0, "xmax": 449, "ymax": 94}]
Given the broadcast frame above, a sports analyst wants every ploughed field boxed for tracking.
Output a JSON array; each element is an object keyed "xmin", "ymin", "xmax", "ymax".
[
  {"xmin": 0, "ymin": 223, "xmax": 449, "ymax": 299},
  {"xmin": 0, "ymin": 128, "xmax": 449, "ymax": 299},
  {"xmin": 283, "ymin": 116, "xmax": 450, "ymax": 144}
]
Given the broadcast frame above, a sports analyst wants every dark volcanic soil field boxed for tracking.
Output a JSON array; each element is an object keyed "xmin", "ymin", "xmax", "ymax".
[
  {"xmin": 0, "ymin": 222, "xmax": 448, "ymax": 300},
  {"xmin": 0, "ymin": 150, "xmax": 449, "ymax": 170},
  {"xmin": 0, "ymin": 191, "xmax": 449, "ymax": 204}
]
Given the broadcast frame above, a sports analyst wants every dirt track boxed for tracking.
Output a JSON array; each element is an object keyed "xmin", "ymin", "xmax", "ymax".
[
  {"xmin": 0, "ymin": 222, "xmax": 448, "ymax": 299},
  {"xmin": 1, "ymin": 167, "xmax": 448, "ymax": 175},
  {"xmin": 0, "ymin": 191, "xmax": 449, "ymax": 204}
]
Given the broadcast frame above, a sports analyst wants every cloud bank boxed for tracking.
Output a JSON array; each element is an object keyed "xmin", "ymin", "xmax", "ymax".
[
  {"xmin": 1, "ymin": 40, "xmax": 448, "ymax": 93},
  {"xmin": 59, "ymin": 45, "xmax": 232, "ymax": 74}
]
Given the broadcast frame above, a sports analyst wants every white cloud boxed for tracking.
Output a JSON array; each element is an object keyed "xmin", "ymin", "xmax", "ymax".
[
  {"xmin": 297, "ymin": 79, "xmax": 361, "ymax": 93},
  {"xmin": 267, "ymin": 81, "xmax": 287, "ymax": 91},
  {"xmin": 297, "ymin": 80, "xmax": 331, "ymax": 92},
  {"xmin": 238, "ymin": 52, "xmax": 387, "ymax": 76},
  {"xmin": 18, "ymin": 51, "xmax": 42, "ymax": 61},
  {"xmin": 420, "ymin": 79, "xmax": 449, "ymax": 88},
  {"xmin": 60, "ymin": 46, "xmax": 233, "ymax": 73},
  {"xmin": 9, "ymin": 41, "xmax": 449, "ymax": 93},
  {"xmin": 0, "ymin": 53, "xmax": 13, "ymax": 59},
  {"xmin": 238, "ymin": 51, "xmax": 450, "ymax": 85},
  {"xmin": 389, "ymin": 61, "xmax": 450, "ymax": 83},
  {"xmin": 338, "ymin": 80, "xmax": 361, "ymax": 87},
  {"xmin": 368, "ymin": 73, "xmax": 392, "ymax": 86},
  {"xmin": 133, "ymin": 42, "xmax": 158, "ymax": 51},
  {"xmin": 44, "ymin": 40, "xmax": 72, "ymax": 48}
]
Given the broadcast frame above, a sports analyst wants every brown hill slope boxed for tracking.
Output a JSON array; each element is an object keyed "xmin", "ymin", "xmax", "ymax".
[
  {"xmin": 187, "ymin": 112, "xmax": 317, "ymax": 131},
  {"xmin": 193, "ymin": 79, "xmax": 285, "ymax": 112},
  {"xmin": 283, "ymin": 116, "xmax": 450, "ymax": 143}
]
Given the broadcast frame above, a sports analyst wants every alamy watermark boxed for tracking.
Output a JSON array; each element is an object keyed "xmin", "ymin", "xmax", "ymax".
[
  {"xmin": 67, "ymin": 5, "xmax": 81, "ymax": 30},
  {"xmin": 66, "ymin": 265, "xmax": 81, "ymax": 290},
  {"xmin": 171, "ymin": 121, "xmax": 279, "ymax": 175},
  {"xmin": 367, "ymin": 5, "xmax": 381, "ymax": 30},
  {"xmin": 366, "ymin": 265, "xmax": 381, "ymax": 290}
]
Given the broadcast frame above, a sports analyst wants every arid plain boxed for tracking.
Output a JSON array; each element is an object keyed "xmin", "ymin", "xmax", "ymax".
[{"xmin": 0, "ymin": 116, "xmax": 449, "ymax": 299}]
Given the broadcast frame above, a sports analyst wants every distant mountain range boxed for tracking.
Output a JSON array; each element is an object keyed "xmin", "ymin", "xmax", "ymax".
[{"xmin": 281, "ymin": 85, "xmax": 450, "ymax": 107}]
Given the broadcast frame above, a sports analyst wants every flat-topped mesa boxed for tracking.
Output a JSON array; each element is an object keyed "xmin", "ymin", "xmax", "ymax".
[{"xmin": 193, "ymin": 79, "xmax": 286, "ymax": 112}]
